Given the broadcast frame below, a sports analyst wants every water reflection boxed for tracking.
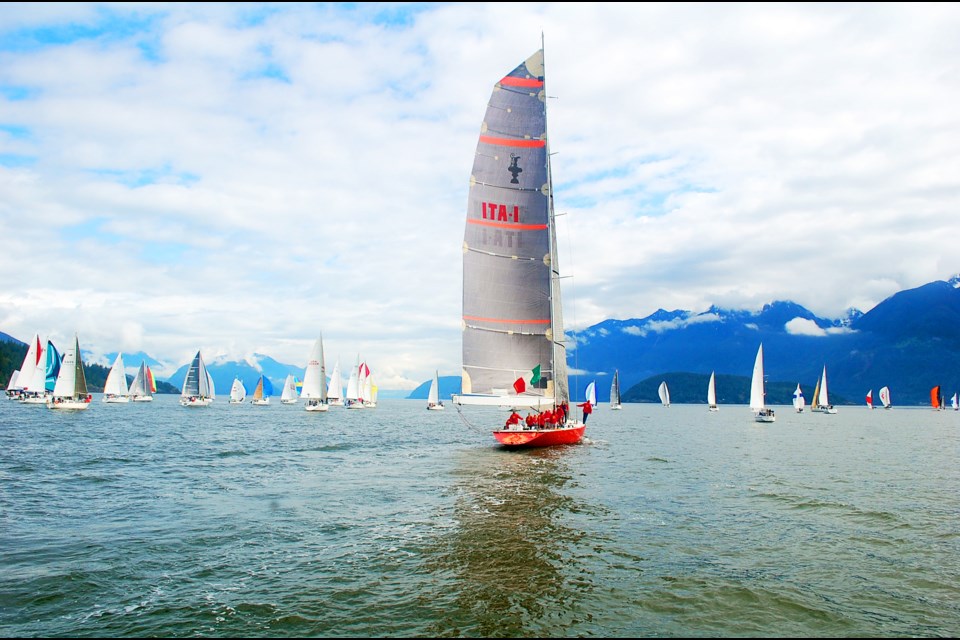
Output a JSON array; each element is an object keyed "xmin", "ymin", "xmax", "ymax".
[{"xmin": 422, "ymin": 446, "xmax": 597, "ymax": 637}]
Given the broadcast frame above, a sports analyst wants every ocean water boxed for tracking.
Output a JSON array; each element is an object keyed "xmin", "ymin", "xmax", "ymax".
[{"xmin": 1, "ymin": 397, "xmax": 959, "ymax": 638}]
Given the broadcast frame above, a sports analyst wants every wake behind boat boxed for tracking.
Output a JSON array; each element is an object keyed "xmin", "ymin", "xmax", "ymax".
[{"xmin": 451, "ymin": 47, "xmax": 584, "ymax": 448}]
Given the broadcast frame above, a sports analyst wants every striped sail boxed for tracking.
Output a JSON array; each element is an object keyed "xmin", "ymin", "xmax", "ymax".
[
  {"xmin": 456, "ymin": 49, "xmax": 569, "ymax": 409},
  {"xmin": 181, "ymin": 351, "xmax": 212, "ymax": 398}
]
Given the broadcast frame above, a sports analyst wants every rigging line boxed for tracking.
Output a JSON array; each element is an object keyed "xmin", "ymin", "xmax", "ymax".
[
  {"xmin": 560, "ymin": 205, "xmax": 579, "ymax": 399},
  {"xmin": 470, "ymin": 179, "xmax": 544, "ymax": 193},
  {"xmin": 465, "ymin": 246, "xmax": 539, "ymax": 261},
  {"xmin": 454, "ymin": 403, "xmax": 491, "ymax": 434},
  {"xmin": 465, "ymin": 326, "xmax": 547, "ymax": 337}
]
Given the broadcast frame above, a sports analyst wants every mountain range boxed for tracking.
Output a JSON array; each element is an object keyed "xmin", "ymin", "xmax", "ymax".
[
  {"xmin": 567, "ymin": 278, "xmax": 960, "ymax": 406},
  {"xmin": 4, "ymin": 278, "xmax": 960, "ymax": 405}
]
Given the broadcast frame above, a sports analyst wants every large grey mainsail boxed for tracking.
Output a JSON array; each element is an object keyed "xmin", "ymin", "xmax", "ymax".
[{"xmin": 456, "ymin": 49, "xmax": 569, "ymax": 408}]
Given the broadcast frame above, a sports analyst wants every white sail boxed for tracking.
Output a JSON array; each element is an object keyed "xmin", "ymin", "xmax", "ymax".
[
  {"xmin": 16, "ymin": 334, "xmax": 41, "ymax": 393},
  {"xmin": 749, "ymin": 345, "xmax": 766, "ymax": 411},
  {"xmin": 879, "ymin": 386, "xmax": 891, "ymax": 409},
  {"xmin": 427, "ymin": 370, "xmax": 445, "ymax": 410},
  {"xmin": 793, "ymin": 383, "xmax": 805, "ymax": 412},
  {"xmin": 19, "ymin": 335, "xmax": 52, "ymax": 403},
  {"xmin": 658, "ymin": 381, "xmax": 670, "ymax": 407},
  {"xmin": 302, "ymin": 336, "xmax": 329, "ymax": 411},
  {"xmin": 750, "ymin": 344, "xmax": 775, "ymax": 422},
  {"xmin": 280, "ymin": 374, "xmax": 299, "ymax": 404},
  {"xmin": 586, "ymin": 381, "xmax": 597, "ymax": 406},
  {"xmin": 817, "ymin": 365, "xmax": 837, "ymax": 413},
  {"xmin": 345, "ymin": 355, "xmax": 363, "ymax": 408},
  {"xmin": 6, "ymin": 369, "xmax": 20, "ymax": 394},
  {"xmin": 708, "ymin": 371, "xmax": 718, "ymax": 411},
  {"xmin": 103, "ymin": 353, "xmax": 129, "ymax": 402},
  {"xmin": 327, "ymin": 358, "xmax": 343, "ymax": 405},
  {"xmin": 230, "ymin": 378, "xmax": 246, "ymax": 403},
  {"xmin": 129, "ymin": 361, "xmax": 153, "ymax": 401},
  {"xmin": 866, "ymin": 389, "xmax": 874, "ymax": 409},
  {"xmin": 819, "ymin": 366, "xmax": 830, "ymax": 407},
  {"xmin": 49, "ymin": 334, "xmax": 89, "ymax": 410}
]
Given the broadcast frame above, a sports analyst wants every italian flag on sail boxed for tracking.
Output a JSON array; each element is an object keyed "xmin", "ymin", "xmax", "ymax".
[{"xmin": 513, "ymin": 365, "xmax": 541, "ymax": 394}]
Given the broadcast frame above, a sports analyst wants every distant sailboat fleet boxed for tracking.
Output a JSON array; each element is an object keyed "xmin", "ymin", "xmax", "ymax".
[{"xmin": 0, "ymin": 332, "xmax": 942, "ymax": 419}]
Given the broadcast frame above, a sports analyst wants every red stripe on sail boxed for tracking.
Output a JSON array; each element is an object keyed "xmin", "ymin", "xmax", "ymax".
[
  {"xmin": 478, "ymin": 135, "xmax": 545, "ymax": 148},
  {"xmin": 500, "ymin": 77, "xmax": 544, "ymax": 88},
  {"xmin": 464, "ymin": 315, "xmax": 550, "ymax": 324},
  {"xmin": 467, "ymin": 218, "xmax": 546, "ymax": 230}
]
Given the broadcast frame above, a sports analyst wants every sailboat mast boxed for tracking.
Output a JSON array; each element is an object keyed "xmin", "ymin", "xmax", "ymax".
[{"xmin": 542, "ymin": 47, "xmax": 570, "ymax": 408}]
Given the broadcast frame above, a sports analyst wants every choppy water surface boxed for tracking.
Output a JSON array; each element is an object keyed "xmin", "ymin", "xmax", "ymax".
[{"xmin": 2, "ymin": 398, "xmax": 959, "ymax": 637}]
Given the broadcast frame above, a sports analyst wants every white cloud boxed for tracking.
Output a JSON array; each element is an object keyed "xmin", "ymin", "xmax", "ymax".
[
  {"xmin": 785, "ymin": 317, "xmax": 827, "ymax": 337},
  {"xmin": 620, "ymin": 311, "xmax": 721, "ymax": 337},
  {"xmin": 1, "ymin": 4, "xmax": 959, "ymax": 389}
]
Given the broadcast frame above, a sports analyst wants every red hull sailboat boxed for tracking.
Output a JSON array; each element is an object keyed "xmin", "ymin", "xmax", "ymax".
[{"xmin": 452, "ymin": 48, "xmax": 585, "ymax": 448}]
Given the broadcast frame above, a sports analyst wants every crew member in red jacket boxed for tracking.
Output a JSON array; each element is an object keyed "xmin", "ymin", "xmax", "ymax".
[{"xmin": 577, "ymin": 400, "xmax": 593, "ymax": 424}]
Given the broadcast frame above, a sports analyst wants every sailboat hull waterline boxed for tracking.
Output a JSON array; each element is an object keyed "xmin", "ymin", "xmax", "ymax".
[
  {"xmin": 451, "ymin": 48, "xmax": 584, "ymax": 448},
  {"xmin": 493, "ymin": 424, "xmax": 586, "ymax": 448}
]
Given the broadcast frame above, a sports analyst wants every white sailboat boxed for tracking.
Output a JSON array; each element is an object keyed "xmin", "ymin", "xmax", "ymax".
[
  {"xmin": 229, "ymin": 377, "xmax": 246, "ymax": 404},
  {"xmin": 48, "ymin": 334, "xmax": 91, "ymax": 410},
  {"xmin": 5, "ymin": 369, "xmax": 21, "ymax": 399},
  {"xmin": 180, "ymin": 350, "xmax": 214, "ymax": 407},
  {"xmin": 610, "ymin": 370, "xmax": 622, "ymax": 410},
  {"xmin": 658, "ymin": 381, "xmax": 670, "ymax": 407},
  {"xmin": 129, "ymin": 361, "xmax": 155, "ymax": 402},
  {"xmin": 815, "ymin": 365, "xmax": 838, "ymax": 414},
  {"xmin": 427, "ymin": 370, "xmax": 445, "ymax": 410},
  {"xmin": 18, "ymin": 334, "xmax": 50, "ymax": 404},
  {"xmin": 345, "ymin": 355, "xmax": 364, "ymax": 409},
  {"xmin": 866, "ymin": 389, "xmax": 874, "ymax": 409},
  {"xmin": 451, "ymin": 48, "xmax": 585, "ymax": 448},
  {"xmin": 793, "ymin": 383, "xmax": 805, "ymax": 413},
  {"xmin": 302, "ymin": 335, "xmax": 329, "ymax": 412},
  {"xmin": 102, "ymin": 353, "xmax": 130, "ymax": 403},
  {"xmin": 750, "ymin": 343, "xmax": 775, "ymax": 422},
  {"xmin": 250, "ymin": 375, "xmax": 271, "ymax": 405},
  {"xmin": 953, "ymin": 392, "xmax": 959, "ymax": 411},
  {"xmin": 280, "ymin": 374, "xmax": 299, "ymax": 404},
  {"xmin": 879, "ymin": 385, "xmax": 892, "ymax": 409},
  {"xmin": 326, "ymin": 358, "xmax": 344, "ymax": 407},
  {"xmin": 707, "ymin": 371, "xmax": 719, "ymax": 412}
]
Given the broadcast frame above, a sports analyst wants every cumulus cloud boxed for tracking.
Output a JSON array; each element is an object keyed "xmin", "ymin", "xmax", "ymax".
[{"xmin": 785, "ymin": 317, "xmax": 827, "ymax": 337}]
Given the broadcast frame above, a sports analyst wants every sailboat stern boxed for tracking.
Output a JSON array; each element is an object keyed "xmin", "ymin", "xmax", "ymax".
[{"xmin": 493, "ymin": 423, "xmax": 585, "ymax": 447}]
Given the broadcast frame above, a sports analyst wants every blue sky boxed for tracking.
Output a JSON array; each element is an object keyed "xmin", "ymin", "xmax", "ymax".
[{"xmin": 2, "ymin": 3, "xmax": 959, "ymax": 389}]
